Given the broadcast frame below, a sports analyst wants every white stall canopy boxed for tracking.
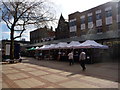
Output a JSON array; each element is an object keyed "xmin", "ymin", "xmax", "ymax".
[
  {"xmin": 55, "ymin": 42, "xmax": 68, "ymax": 49},
  {"xmin": 39, "ymin": 45, "xmax": 50, "ymax": 50},
  {"xmin": 67, "ymin": 41, "xmax": 81, "ymax": 48},
  {"xmin": 78, "ymin": 40, "xmax": 108, "ymax": 49},
  {"xmin": 48, "ymin": 44, "xmax": 56, "ymax": 50}
]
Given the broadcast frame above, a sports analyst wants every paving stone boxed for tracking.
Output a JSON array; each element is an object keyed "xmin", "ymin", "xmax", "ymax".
[
  {"xmin": 14, "ymin": 78, "xmax": 45, "ymax": 88},
  {"xmin": 79, "ymin": 76, "xmax": 118, "ymax": 88},
  {"xmin": 35, "ymin": 66, "xmax": 50, "ymax": 70},
  {"xmin": 2, "ymin": 82, "xmax": 9, "ymax": 88},
  {"xmin": 13, "ymin": 64, "xmax": 27, "ymax": 69},
  {"xmin": 46, "ymin": 68, "xmax": 62, "ymax": 73},
  {"xmin": 21, "ymin": 68, "xmax": 37, "ymax": 71},
  {"xmin": 3, "ymin": 69, "xmax": 19, "ymax": 74},
  {"xmin": 46, "ymin": 86, "xmax": 55, "ymax": 88},
  {"xmin": 24, "ymin": 64, "xmax": 39, "ymax": 67},
  {"xmin": 59, "ymin": 71, "xmax": 72, "ymax": 76},
  {"xmin": 59, "ymin": 80, "xmax": 99, "ymax": 88},
  {"xmin": 2, "ymin": 67, "xmax": 13, "ymax": 71},
  {"xmin": 28, "ymin": 70, "xmax": 48, "ymax": 76},
  {"xmin": 6, "ymin": 73, "xmax": 29, "ymax": 80},
  {"xmin": 0, "ymin": 82, "xmax": 2, "ymax": 89},
  {"xmin": 68, "ymin": 74, "xmax": 84, "ymax": 78},
  {"xmin": 41, "ymin": 74, "xmax": 68, "ymax": 83}
]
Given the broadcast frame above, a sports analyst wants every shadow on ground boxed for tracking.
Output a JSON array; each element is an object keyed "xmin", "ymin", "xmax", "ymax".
[{"xmin": 22, "ymin": 57, "xmax": 119, "ymax": 83}]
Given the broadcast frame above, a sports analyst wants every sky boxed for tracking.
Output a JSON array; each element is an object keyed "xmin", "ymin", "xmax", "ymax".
[{"xmin": 1, "ymin": 0, "xmax": 112, "ymax": 41}]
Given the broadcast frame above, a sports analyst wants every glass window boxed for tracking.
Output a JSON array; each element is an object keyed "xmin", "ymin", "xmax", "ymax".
[
  {"xmin": 97, "ymin": 26, "xmax": 102, "ymax": 33},
  {"xmin": 118, "ymin": 5, "xmax": 120, "ymax": 14},
  {"xmin": 118, "ymin": 22, "xmax": 120, "ymax": 29},
  {"xmin": 96, "ymin": 13, "xmax": 102, "ymax": 20},
  {"xmin": 69, "ymin": 21, "xmax": 76, "ymax": 26},
  {"xmin": 118, "ymin": 2, "xmax": 120, "ymax": 14},
  {"xmin": 88, "ymin": 16, "xmax": 92, "ymax": 22},
  {"xmin": 80, "ymin": 18, "xmax": 85, "ymax": 24},
  {"xmin": 106, "ymin": 10, "xmax": 112, "ymax": 17},
  {"xmin": 106, "ymin": 24, "xmax": 112, "ymax": 31}
]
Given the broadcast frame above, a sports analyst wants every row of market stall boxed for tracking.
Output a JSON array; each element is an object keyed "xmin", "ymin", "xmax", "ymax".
[
  {"xmin": 28, "ymin": 40, "xmax": 108, "ymax": 50},
  {"xmin": 25, "ymin": 40, "xmax": 109, "ymax": 63}
]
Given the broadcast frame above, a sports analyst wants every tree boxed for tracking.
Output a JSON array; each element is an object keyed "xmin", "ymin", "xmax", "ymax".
[{"xmin": 1, "ymin": 0, "xmax": 56, "ymax": 59}]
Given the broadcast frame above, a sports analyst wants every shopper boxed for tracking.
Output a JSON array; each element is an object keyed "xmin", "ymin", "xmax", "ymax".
[{"xmin": 79, "ymin": 51, "xmax": 86, "ymax": 71}]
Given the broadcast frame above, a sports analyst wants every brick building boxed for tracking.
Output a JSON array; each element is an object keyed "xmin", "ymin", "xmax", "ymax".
[
  {"xmin": 30, "ymin": 26, "xmax": 55, "ymax": 44},
  {"xmin": 68, "ymin": 1, "xmax": 120, "ymax": 46}
]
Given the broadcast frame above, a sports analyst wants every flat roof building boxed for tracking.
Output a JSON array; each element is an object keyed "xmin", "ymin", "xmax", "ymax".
[
  {"xmin": 30, "ymin": 26, "xmax": 55, "ymax": 44},
  {"xmin": 68, "ymin": 1, "xmax": 120, "ymax": 46}
]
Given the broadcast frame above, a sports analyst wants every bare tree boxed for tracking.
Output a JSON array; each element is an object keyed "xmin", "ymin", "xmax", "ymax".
[{"xmin": 1, "ymin": 0, "xmax": 56, "ymax": 59}]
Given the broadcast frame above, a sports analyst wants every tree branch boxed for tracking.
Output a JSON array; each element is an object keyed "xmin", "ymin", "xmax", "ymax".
[{"xmin": 2, "ymin": 12, "xmax": 11, "ymax": 30}]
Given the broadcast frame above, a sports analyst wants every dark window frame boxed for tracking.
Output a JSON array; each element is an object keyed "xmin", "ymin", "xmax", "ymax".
[
  {"xmin": 88, "ymin": 16, "xmax": 93, "ymax": 22},
  {"xmin": 105, "ymin": 10, "xmax": 112, "ymax": 17}
]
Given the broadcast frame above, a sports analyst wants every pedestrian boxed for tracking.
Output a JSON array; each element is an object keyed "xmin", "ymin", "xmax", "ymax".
[
  {"xmin": 58, "ymin": 51, "xmax": 61, "ymax": 61},
  {"xmin": 79, "ymin": 50, "xmax": 86, "ymax": 71},
  {"xmin": 68, "ymin": 51, "xmax": 74, "ymax": 66}
]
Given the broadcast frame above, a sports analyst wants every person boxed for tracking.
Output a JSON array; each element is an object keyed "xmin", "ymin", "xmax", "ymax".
[
  {"xmin": 38, "ymin": 52, "xmax": 42, "ymax": 60},
  {"xmin": 58, "ymin": 51, "xmax": 61, "ymax": 61},
  {"xmin": 79, "ymin": 51, "xmax": 86, "ymax": 71},
  {"xmin": 68, "ymin": 51, "xmax": 74, "ymax": 66}
]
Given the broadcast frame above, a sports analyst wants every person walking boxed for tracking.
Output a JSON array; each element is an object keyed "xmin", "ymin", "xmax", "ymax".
[
  {"xmin": 68, "ymin": 51, "xmax": 74, "ymax": 66},
  {"xmin": 79, "ymin": 51, "xmax": 86, "ymax": 71}
]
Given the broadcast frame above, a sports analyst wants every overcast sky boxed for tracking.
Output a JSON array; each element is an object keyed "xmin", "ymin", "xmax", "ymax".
[
  {"xmin": 1, "ymin": 0, "xmax": 112, "ymax": 41},
  {"xmin": 52, "ymin": 0, "xmax": 112, "ymax": 19}
]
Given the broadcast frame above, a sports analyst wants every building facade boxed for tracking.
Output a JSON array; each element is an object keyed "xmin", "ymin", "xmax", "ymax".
[
  {"xmin": 55, "ymin": 14, "xmax": 69, "ymax": 40},
  {"xmin": 68, "ymin": 1, "xmax": 120, "ymax": 45},
  {"xmin": 30, "ymin": 26, "xmax": 55, "ymax": 44}
]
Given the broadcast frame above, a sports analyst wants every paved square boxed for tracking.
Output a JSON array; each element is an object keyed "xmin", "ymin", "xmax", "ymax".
[
  {"xmin": 2, "ymin": 83, "xmax": 9, "ymax": 88},
  {"xmin": 68, "ymin": 74, "xmax": 84, "ymax": 78},
  {"xmin": 59, "ymin": 80, "xmax": 99, "ymax": 88},
  {"xmin": 35, "ymin": 66, "xmax": 50, "ymax": 70},
  {"xmin": 2, "ymin": 57, "xmax": 119, "ymax": 88},
  {"xmin": 20, "ymin": 68, "xmax": 37, "ymax": 71},
  {"xmin": 3, "ymin": 69, "xmax": 19, "ymax": 74},
  {"xmin": 79, "ymin": 76, "xmax": 118, "ymax": 88},
  {"xmin": 28, "ymin": 70, "xmax": 48, "ymax": 76},
  {"xmin": 46, "ymin": 68, "xmax": 62, "ymax": 73},
  {"xmin": 6, "ymin": 73, "xmax": 29, "ymax": 80},
  {"xmin": 59, "ymin": 71, "xmax": 72, "ymax": 76},
  {"xmin": 13, "ymin": 64, "xmax": 27, "ymax": 69},
  {"xmin": 41, "ymin": 74, "xmax": 68, "ymax": 83},
  {"xmin": 14, "ymin": 78, "xmax": 45, "ymax": 88}
]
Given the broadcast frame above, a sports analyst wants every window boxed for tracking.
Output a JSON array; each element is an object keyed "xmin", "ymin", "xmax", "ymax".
[
  {"xmin": 88, "ymin": 16, "xmax": 92, "ymax": 22},
  {"xmin": 96, "ymin": 26, "xmax": 102, "ymax": 33},
  {"xmin": 69, "ymin": 19, "xmax": 76, "ymax": 27},
  {"xmin": 118, "ymin": 2, "xmax": 120, "ymax": 14},
  {"xmin": 106, "ymin": 10, "xmax": 112, "ymax": 17},
  {"xmin": 96, "ymin": 13, "xmax": 102, "ymax": 20},
  {"xmin": 118, "ymin": 6, "xmax": 120, "ymax": 15},
  {"xmin": 106, "ymin": 24, "xmax": 112, "ymax": 31},
  {"xmin": 69, "ymin": 21, "xmax": 76, "ymax": 26},
  {"xmin": 118, "ymin": 22, "xmax": 120, "ymax": 29},
  {"xmin": 80, "ymin": 18, "xmax": 85, "ymax": 24}
]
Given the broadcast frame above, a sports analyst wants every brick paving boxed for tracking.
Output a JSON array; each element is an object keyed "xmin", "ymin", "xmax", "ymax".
[{"xmin": 1, "ymin": 57, "xmax": 119, "ymax": 88}]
